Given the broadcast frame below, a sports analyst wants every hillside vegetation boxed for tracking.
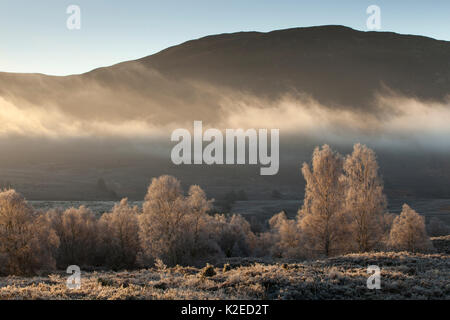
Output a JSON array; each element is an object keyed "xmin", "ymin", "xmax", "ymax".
[
  {"xmin": 0, "ymin": 144, "xmax": 446, "ymax": 277},
  {"xmin": 0, "ymin": 251, "xmax": 447, "ymax": 300},
  {"xmin": 0, "ymin": 144, "xmax": 448, "ymax": 301}
]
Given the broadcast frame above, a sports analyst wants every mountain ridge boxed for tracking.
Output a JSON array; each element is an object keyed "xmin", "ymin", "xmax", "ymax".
[{"xmin": 0, "ymin": 25, "xmax": 449, "ymax": 125}]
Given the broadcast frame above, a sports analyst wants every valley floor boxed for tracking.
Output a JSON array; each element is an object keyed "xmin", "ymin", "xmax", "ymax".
[{"xmin": 0, "ymin": 251, "xmax": 448, "ymax": 300}]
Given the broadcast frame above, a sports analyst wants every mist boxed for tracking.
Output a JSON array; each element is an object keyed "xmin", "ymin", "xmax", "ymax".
[
  {"xmin": 1, "ymin": 25, "xmax": 449, "ymax": 201},
  {"xmin": 1, "ymin": 69, "xmax": 449, "ymax": 151}
]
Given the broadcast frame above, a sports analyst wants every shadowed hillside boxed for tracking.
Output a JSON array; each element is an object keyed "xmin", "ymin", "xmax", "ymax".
[
  {"xmin": 0, "ymin": 26, "xmax": 449, "ymax": 201},
  {"xmin": 1, "ymin": 26, "xmax": 449, "ymax": 125}
]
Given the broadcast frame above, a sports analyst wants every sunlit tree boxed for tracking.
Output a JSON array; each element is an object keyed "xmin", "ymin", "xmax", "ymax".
[
  {"xmin": 267, "ymin": 211, "xmax": 303, "ymax": 258},
  {"xmin": 389, "ymin": 204, "xmax": 432, "ymax": 252},
  {"xmin": 99, "ymin": 198, "xmax": 140, "ymax": 269},
  {"xmin": 341, "ymin": 144, "xmax": 387, "ymax": 252},
  {"xmin": 139, "ymin": 175, "xmax": 188, "ymax": 266},
  {"xmin": 298, "ymin": 145, "xmax": 347, "ymax": 257},
  {"xmin": 0, "ymin": 189, "xmax": 59, "ymax": 275},
  {"xmin": 186, "ymin": 185, "xmax": 213, "ymax": 252}
]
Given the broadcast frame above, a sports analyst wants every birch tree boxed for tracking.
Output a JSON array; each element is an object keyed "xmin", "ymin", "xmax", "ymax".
[
  {"xmin": 298, "ymin": 145, "xmax": 347, "ymax": 257},
  {"xmin": 389, "ymin": 204, "xmax": 432, "ymax": 252},
  {"xmin": 342, "ymin": 144, "xmax": 387, "ymax": 252},
  {"xmin": 139, "ymin": 175, "xmax": 218, "ymax": 266},
  {"xmin": 0, "ymin": 189, "xmax": 59, "ymax": 275},
  {"xmin": 139, "ymin": 175, "xmax": 188, "ymax": 266},
  {"xmin": 99, "ymin": 198, "xmax": 140, "ymax": 269},
  {"xmin": 47, "ymin": 206, "xmax": 98, "ymax": 268},
  {"xmin": 186, "ymin": 185, "xmax": 213, "ymax": 253},
  {"xmin": 209, "ymin": 213, "xmax": 255, "ymax": 258},
  {"xmin": 268, "ymin": 211, "xmax": 303, "ymax": 258}
]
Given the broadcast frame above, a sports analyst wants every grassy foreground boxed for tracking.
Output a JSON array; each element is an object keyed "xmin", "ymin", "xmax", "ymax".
[{"xmin": 0, "ymin": 251, "xmax": 448, "ymax": 300}]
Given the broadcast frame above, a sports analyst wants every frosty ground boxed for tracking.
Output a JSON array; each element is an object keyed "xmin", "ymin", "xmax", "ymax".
[{"xmin": 0, "ymin": 250, "xmax": 448, "ymax": 300}]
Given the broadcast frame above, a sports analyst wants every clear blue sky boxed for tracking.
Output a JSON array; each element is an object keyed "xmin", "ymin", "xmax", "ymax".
[{"xmin": 1, "ymin": 0, "xmax": 449, "ymax": 75}]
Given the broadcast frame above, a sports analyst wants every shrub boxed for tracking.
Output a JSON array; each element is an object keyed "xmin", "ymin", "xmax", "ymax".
[
  {"xmin": 200, "ymin": 263, "xmax": 216, "ymax": 277},
  {"xmin": 97, "ymin": 277, "xmax": 115, "ymax": 286},
  {"xmin": 222, "ymin": 263, "xmax": 231, "ymax": 272},
  {"xmin": 389, "ymin": 204, "xmax": 432, "ymax": 252}
]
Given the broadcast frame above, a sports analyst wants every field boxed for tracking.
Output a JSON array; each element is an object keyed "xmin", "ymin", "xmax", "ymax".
[
  {"xmin": 0, "ymin": 249, "xmax": 448, "ymax": 300},
  {"xmin": 29, "ymin": 198, "xmax": 450, "ymax": 224}
]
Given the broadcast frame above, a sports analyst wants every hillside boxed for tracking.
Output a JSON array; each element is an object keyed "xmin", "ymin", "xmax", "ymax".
[
  {"xmin": 0, "ymin": 26, "xmax": 450, "ymax": 201},
  {"xmin": 1, "ymin": 26, "xmax": 449, "ymax": 126},
  {"xmin": 432, "ymin": 235, "xmax": 450, "ymax": 254}
]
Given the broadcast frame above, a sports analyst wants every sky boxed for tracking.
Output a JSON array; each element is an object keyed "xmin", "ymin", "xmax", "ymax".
[{"xmin": 0, "ymin": 0, "xmax": 449, "ymax": 75}]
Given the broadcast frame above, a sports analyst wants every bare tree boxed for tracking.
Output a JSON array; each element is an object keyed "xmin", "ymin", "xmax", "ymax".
[
  {"xmin": 341, "ymin": 144, "xmax": 387, "ymax": 252},
  {"xmin": 389, "ymin": 204, "xmax": 432, "ymax": 252},
  {"xmin": 298, "ymin": 145, "xmax": 347, "ymax": 257}
]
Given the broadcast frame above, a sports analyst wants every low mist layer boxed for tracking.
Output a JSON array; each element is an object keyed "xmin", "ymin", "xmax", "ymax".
[
  {"xmin": 0, "ymin": 26, "xmax": 449, "ymax": 200},
  {"xmin": 1, "ymin": 81, "xmax": 449, "ymax": 152}
]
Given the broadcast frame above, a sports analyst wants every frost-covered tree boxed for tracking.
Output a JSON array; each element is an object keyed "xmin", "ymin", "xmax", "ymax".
[
  {"xmin": 186, "ymin": 185, "xmax": 213, "ymax": 251},
  {"xmin": 47, "ymin": 206, "xmax": 98, "ymax": 268},
  {"xmin": 379, "ymin": 213, "xmax": 396, "ymax": 249},
  {"xmin": 341, "ymin": 144, "xmax": 387, "ymax": 252},
  {"xmin": 0, "ymin": 189, "xmax": 59, "ymax": 275},
  {"xmin": 98, "ymin": 198, "xmax": 140, "ymax": 269},
  {"xmin": 139, "ymin": 175, "xmax": 187, "ymax": 266},
  {"xmin": 209, "ymin": 214, "xmax": 256, "ymax": 258},
  {"xmin": 298, "ymin": 145, "xmax": 347, "ymax": 257},
  {"xmin": 266, "ymin": 211, "xmax": 303, "ymax": 258},
  {"xmin": 389, "ymin": 204, "xmax": 432, "ymax": 252},
  {"xmin": 139, "ymin": 176, "xmax": 217, "ymax": 266}
]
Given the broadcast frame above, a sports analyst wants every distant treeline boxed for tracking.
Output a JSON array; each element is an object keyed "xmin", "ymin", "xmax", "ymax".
[{"xmin": 0, "ymin": 144, "xmax": 447, "ymax": 276}]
